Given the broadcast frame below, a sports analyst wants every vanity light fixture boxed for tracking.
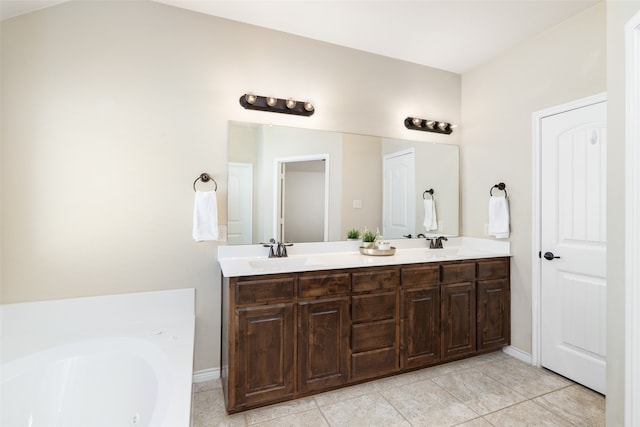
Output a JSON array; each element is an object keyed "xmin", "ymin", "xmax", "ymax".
[
  {"xmin": 405, "ymin": 116, "xmax": 454, "ymax": 134},
  {"xmin": 239, "ymin": 93, "xmax": 315, "ymax": 117}
]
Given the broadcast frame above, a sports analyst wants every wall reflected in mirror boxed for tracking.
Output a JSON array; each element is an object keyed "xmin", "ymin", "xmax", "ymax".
[{"xmin": 227, "ymin": 121, "xmax": 459, "ymax": 244}]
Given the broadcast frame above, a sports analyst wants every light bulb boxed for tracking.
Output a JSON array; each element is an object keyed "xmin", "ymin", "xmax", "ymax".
[
  {"xmin": 411, "ymin": 117, "xmax": 422, "ymax": 127},
  {"xmin": 266, "ymin": 97, "xmax": 277, "ymax": 107},
  {"xmin": 437, "ymin": 122, "xmax": 448, "ymax": 131},
  {"xmin": 304, "ymin": 102, "xmax": 314, "ymax": 112},
  {"xmin": 245, "ymin": 94, "xmax": 256, "ymax": 104},
  {"xmin": 426, "ymin": 120, "xmax": 436, "ymax": 129},
  {"xmin": 286, "ymin": 98, "xmax": 297, "ymax": 109}
]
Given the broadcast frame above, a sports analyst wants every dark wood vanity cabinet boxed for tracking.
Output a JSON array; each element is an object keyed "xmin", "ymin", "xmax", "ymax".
[
  {"xmin": 477, "ymin": 259, "xmax": 511, "ymax": 351},
  {"xmin": 297, "ymin": 271, "xmax": 350, "ymax": 393},
  {"xmin": 441, "ymin": 262, "xmax": 477, "ymax": 361},
  {"xmin": 235, "ymin": 303, "xmax": 295, "ymax": 407},
  {"xmin": 221, "ymin": 257, "xmax": 510, "ymax": 413},
  {"xmin": 350, "ymin": 268, "xmax": 399, "ymax": 381},
  {"xmin": 225, "ymin": 274, "xmax": 297, "ymax": 409},
  {"xmin": 400, "ymin": 264, "xmax": 440, "ymax": 369}
]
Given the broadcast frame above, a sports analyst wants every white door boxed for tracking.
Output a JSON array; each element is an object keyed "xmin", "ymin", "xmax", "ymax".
[
  {"xmin": 540, "ymin": 100, "xmax": 607, "ymax": 394},
  {"xmin": 281, "ymin": 160, "xmax": 326, "ymax": 243},
  {"xmin": 275, "ymin": 157, "xmax": 329, "ymax": 243},
  {"xmin": 227, "ymin": 162, "xmax": 253, "ymax": 244},
  {"xmin": 383, "ymin": 149, "xmax": 415, "ymax": 238}
]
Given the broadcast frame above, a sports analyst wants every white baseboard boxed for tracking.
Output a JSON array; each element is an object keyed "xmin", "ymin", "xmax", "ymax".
[
  {"xmin": 192, "ymin": 367, "xmax": 220, "ymax": 383},
  {"xmin": 502, "ymin": 346, "xmax": 533, "ymax": 364}
]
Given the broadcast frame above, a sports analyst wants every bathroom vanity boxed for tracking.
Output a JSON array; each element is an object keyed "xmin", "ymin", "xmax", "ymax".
[{"xmin": 219, "ymin": 240, "xmax": 510, "ymax": 413}]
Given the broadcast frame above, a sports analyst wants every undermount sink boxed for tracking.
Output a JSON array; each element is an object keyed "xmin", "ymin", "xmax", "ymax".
[
  {"xmin": 428, "ymin": 247, "xmax": 486, "ymax": 257},
  {"xmin": 428, "ymin": 247, "xmax": 461, "ymax": 257},
  {"xmin": 248, "ymin": 256, "xmax": 324, "ymax": 270}
]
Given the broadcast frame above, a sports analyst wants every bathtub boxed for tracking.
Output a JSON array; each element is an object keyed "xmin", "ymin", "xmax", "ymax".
[{"xmin": 1, "ymin": 289, "xmax": 195, "ymax": 427}]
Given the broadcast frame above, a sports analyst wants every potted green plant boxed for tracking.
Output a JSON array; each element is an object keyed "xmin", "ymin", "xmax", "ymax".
[
  {"xmin": 361, "ymin": 228, "xmax": 378, "ymax": 248},
  {"xmin": 347, "ymin": 228, "xmax": 361, "ymax": 240}
]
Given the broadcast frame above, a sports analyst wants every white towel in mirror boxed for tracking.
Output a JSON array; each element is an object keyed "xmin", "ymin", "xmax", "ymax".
[
  {"xmin": 488, "ymin": 195, "xmax": 510, "ymax": 238},
  {"xmin": 193, "ymin": 191, "xmax": 219, "ymax": 241},
  {"xmin": 423, "ymin": 199, "xmax": 438, "ymax": 231}
]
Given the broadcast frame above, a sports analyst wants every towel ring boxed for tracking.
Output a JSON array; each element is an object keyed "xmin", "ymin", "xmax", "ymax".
[
  {"xmin": 423, "ymin": 189, "xmax": 434, "ymax": 200},
  {"xmin": 490, "ymin": 182, "xmax": 507, "ymax": 197},
  {"xmin": 193, "ymin": 173, "xmax": 217, "ymax": 192}
]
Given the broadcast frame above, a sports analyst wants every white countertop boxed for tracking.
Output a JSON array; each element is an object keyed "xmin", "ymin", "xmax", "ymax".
[{"xmin": 218, "ymin": 237, "xmax": 510, "ymax": 277}]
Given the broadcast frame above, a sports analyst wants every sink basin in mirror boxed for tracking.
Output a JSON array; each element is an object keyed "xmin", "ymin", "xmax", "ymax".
[{"xmin": 227, "ymin": 121, "xmax": 459, "ymax": 245}]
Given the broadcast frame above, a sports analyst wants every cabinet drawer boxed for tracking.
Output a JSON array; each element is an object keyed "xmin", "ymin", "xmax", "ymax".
[
  {"xmin": 440, "ymin": 263, "xmax": 475, "ymax": 284},
  {"xmin": 234, "ymin": 275, "xmax": 296, "ymax": 305},
  {"xmin": 352, "ymin": 320, "xmax": 396, "ymax": 352},
  {"xmin": 352, "ymin": 292, "xmax": 396, "ymax": 323},
  {"xmin": 351, "ymin": 347, "xmax": 396, "ymax": 381},
  {"xmin": 402, "ymin": 265, "xmax": 439, "ymax": 287},
  {"xmin": 298, "ymin": 272, "xmax": 350, "ymax": 298},
  {"xmin": 352, "ymin": 268, "xmax": 399, "ymax": 293},
  {"xmin": 477, "ymin": 259, "xmax": 509, "ymax": 279}
]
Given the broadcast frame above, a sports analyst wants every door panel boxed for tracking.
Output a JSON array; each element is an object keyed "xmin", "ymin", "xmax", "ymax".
[
  {"xmin": 541, "ymin": 100, "xmax": 607, "ymax": 394},
  {"xmin": 228, "ymin": 163, "xmax": 253, "ymax": 244},
  {"xmin": 298, "ymin": 298, "xmax": 349, "ymax": 392},
  {"xmin": 235, "ymin": 304, "xmax": 295, "ymax": 406},
  {"xmin": 477, "ymin": 279, "xmax": 510, "ymax": 351},
  {"xmin": 401, "ymin": 286, "xmax": 440, "ymax": 368},
  {"xmin": 383, "ymin": 150, "xmax": 415, "ymax": 238},
  {"xmin": 441, "ymin": 282, "xmax": 476, "ymax": 360}
]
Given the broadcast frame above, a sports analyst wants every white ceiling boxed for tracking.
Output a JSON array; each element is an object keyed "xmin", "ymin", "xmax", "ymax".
[{"xmin": 1, "ymin": 0, "xmax": 599, "ymax": 73}]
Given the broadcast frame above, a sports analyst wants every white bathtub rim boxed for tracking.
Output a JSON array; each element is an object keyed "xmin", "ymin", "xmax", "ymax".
[{"xmin": 0, "ymin": 289, "xmax": 195, "ymax": 427}]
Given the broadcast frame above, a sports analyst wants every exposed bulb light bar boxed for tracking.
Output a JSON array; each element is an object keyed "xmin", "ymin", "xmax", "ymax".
[
  {"xmin": 404, "ymin": 117, "xmax": 454, "ymax": 134},
  {"xmin": 239, "ymin": 93, "xmax": 315, "ymax": 117}
]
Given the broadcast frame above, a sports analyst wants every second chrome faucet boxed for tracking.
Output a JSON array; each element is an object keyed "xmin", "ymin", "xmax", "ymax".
[
  {"xmin": 262, "ymin": 238, "xmax": 294, "ymax": 258},
  {"xmin": 427, "ymin": 236, "xmax": 448, "ymax": 249}
]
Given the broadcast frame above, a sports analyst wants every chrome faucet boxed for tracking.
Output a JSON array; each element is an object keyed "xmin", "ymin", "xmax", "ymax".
[
  {"xmin": 261, "ymin": 238, "xmax": 293, "ymax": 258},
  {"xmin": 261, "ymin": 238, "xmax": 277, "ymax": 257},
  {"xmin": 427, "ymin": 236, "xmax": 448, "ymax": 249}
]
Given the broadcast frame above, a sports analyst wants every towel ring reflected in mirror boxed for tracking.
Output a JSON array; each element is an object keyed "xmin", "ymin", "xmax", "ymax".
[
  {"xmin": 490, "ymin": 182, "xmax": 508, "ymax": 198},
  {"xmin": 423, "ymin": 189, "xmax": 434, "ymax": 199},
  {"xmin": 193, "ymin": 173, "xmax": 218, "ymax": 192}
]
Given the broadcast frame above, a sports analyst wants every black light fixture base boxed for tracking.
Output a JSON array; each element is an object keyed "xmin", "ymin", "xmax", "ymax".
[
  {"xmin": 239, "ymin": 94, "xmax": 314, "ymax": 117},
  {"xmin": 404, "ymin": 117, "xmax": 453, "ymax": 134}
]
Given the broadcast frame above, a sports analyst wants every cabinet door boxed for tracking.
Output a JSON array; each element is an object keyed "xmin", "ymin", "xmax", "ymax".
[
  {"xmin": 401, "ymin": 286, "xmax": 440, "ymax": 369},
  {"xmin": 441, "ymin": 282, "xmax": 476, "ymax": 360},
  {"xmin": 235, "ymin": 303, "xmax": 295, "ymax": 407},
  {"xmin": 477, "ymin": 278, "xmax": 510, "ymax": 351},
  {"xmin": 298, "ymin": 297, "xmax": 350, "ymax": 392}
]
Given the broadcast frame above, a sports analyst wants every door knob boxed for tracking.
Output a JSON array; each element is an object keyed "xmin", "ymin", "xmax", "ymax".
[{"xmin": 543, "ymin": 251, "xmax": 561, "ymax": 260}]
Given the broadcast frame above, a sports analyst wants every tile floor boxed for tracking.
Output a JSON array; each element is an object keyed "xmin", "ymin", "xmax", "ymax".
[{"xmin": 190, "ymin": 352, "xmax": 605, "ymax": 427}]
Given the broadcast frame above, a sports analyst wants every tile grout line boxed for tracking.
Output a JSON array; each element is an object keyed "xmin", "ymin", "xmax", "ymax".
[{"xmin": 376, "ymin": 387, "xmax": 418, "ymax": 426}]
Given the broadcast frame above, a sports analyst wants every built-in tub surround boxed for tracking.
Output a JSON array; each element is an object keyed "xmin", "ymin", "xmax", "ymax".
[
  {"xmin": 1, "ymin": 289, "xmax": 195, "ymax": 427},
  {"xmin": 218, "ymin": 237, "xmax": 510, "ymax": 276}
]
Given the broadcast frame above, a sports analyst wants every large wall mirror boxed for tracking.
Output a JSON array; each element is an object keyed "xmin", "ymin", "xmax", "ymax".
[{"xmin": 227, "ymin": 121, "xmax": 459, "ymax": 244}]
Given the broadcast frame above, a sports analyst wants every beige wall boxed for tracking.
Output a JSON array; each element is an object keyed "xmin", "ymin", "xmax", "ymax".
[
  {"xmin": 460, "ymin": 2, "xmax": 606, "ymax": 355},
  {"xmin": 0, "ymin": 0, "xmax": 460, "ymax": 372},
  {"xmin": 606, "ymin": 1, "xmax": 640, "ymax": 425},
  {"xmin": 341, "ymin": 133, "xmax": 382, "ymax": 236}
]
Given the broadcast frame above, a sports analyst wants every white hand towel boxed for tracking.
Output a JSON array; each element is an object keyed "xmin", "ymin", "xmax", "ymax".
[
  {"xmin": 193, "ymin": 191, "xmax": 219, "ymax": 241},
  {"xmin": 423, "ymin": 199, "xmax": 438, "ymax": 231},
  {"xmin": 488, "ymin": 195, "xmax": 510, "ymax": 238}
]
